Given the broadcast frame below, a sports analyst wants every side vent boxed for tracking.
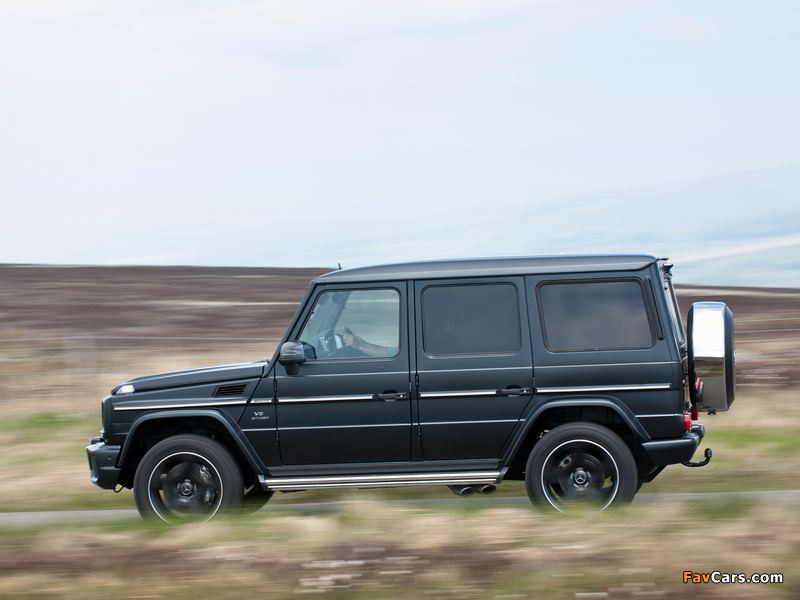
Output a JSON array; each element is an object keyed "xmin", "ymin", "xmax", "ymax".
[{"xmin": 213, "ymin": 383, "xmax": 248, "ymax": 398}]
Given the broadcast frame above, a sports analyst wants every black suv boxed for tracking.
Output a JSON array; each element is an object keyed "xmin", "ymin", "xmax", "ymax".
[{"xmin": 87, "ymin": 255, "xmax": 735, "ymax": 522}]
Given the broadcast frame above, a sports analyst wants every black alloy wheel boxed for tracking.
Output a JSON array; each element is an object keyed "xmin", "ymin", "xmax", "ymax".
[
  {"xmin": 525, "ymin": 422, "xmax": 638, "ymax": 512},
  {"xmin": 133, "ymin": 434, "xmax": 244, "ymax": 524}
]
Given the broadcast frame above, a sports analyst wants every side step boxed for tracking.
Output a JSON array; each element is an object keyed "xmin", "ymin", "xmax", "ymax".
[{"xmin": 259, "ymin": 471, "xmax": 502, "ymax": 492}]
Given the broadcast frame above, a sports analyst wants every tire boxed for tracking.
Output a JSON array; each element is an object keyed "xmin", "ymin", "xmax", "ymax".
[
  {"xmin": 525, "ymin": 422, "xmax": 638, "ymax": 512},
  {"xmin": 133, "ymin": 434, "xmax": 244, "ymax": 524}
]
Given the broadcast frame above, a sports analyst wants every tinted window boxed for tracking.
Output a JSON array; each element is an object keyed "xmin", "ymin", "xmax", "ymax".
[
  {"xmin": 538, "ymin": 280, "xmax": 654, "ymax": 351},
  {"xmin": 422, "ymin": 284, "xmax": 521, "ymax": 356}
]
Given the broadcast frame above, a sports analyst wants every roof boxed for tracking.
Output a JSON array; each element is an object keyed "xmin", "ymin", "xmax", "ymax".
[{"xmin": 314, "ymin": 255, "xmax": 660, "ymax": 284}]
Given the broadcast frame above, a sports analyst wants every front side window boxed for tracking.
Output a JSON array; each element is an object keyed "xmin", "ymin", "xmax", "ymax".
[
  {"xmin": 297, "ymin": 288, "xmax": 400, "ymax": 359},
  {"xmin": 422, "ymin": 283, "xmax": 521, "ymax": 356},
  {"xmin": 539, "ymin": 280, "xmax": 654, "ymax": 352}
]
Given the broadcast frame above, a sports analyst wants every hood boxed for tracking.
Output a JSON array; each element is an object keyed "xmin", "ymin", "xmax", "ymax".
[{"xmin": 111, "ymin": 361, "xmax": 268, "ymax": 394}]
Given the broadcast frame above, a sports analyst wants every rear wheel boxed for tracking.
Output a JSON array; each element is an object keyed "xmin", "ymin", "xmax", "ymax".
[
  {"xmin": 133, "ymin": 434, "xmax": 243, "ymax": 524},
  {"xmin": 525, "ymin": 422, "xmax": 638, "ymax": 512}
]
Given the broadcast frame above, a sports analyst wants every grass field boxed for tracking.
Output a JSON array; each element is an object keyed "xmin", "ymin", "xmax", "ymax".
[
  {"xmin": 0, "ymin": 386, "xmax": 797, "ymax": 598},
  {"xmin": 0, "ymin": 487, "xmax": 798, "ymax": 599}
]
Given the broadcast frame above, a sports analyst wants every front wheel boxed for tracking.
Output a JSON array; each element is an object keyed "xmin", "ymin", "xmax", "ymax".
[
  {"xmin": 133, "ymin": 434, "xmax": 244, "ymax": 524},
  {"xmin": 525, "ymin": 422, "xmax": 638, "ymax": 512}
]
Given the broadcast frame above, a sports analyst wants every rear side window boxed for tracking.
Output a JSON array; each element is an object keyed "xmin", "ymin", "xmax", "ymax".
[
  {"xmin": 538, "ymin": 280, "xmax": 654, "ymax": 352},
  {"xmin": 422, "ymin": 283, "xmax": 521, "ymax": 356}
]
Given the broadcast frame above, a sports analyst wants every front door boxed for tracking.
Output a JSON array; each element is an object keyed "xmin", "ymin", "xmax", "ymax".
[
  {"xmin": 414, "ymin": 278, "xmax": 534, "ymax": 460},
  {"xmin": 274, "ymin": 283, "xmax": 411, "ymax": 465}
]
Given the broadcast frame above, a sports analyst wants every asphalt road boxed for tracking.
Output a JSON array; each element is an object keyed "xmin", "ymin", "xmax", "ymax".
[{"xmin": 2, "ymin": 490, "xmax": 799, "ymax": 528}]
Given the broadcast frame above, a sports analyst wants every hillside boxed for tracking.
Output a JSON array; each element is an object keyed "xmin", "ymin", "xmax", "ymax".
[
  {"xmin": 0, "ymin": 264, "xmax": 330, "ymax": 339},
  {"xmin": 0, "ymin": 264, "xmax": 796, "ymax": 413}
]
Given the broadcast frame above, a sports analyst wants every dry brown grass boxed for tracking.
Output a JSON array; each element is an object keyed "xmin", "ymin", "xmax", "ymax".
[{"xmin": 0, "ymin": 498, "xmax": 798, "ymax": 599}]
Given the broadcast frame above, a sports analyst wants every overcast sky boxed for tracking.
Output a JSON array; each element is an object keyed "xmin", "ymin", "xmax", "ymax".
[{"xmin": 1, "ymin": 0, "xmax": 799, "ymax": 278}]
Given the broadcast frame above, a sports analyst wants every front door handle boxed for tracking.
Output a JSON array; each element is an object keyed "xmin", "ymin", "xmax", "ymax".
[
  {"xmin": 375, "ymin": 392, "xmax": 408, "ymax": 401},
  {"xmin": 498, "ymin": 387, "xmax": 533, "ymax": 396}
]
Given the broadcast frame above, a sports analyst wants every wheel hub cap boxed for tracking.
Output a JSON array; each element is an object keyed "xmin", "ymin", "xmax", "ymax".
[
  {"xmin": 179, "ymin": 480, "xmax": 195, "ymax": 496},
  {"xmin": 571, "ymin": 468, "xmax": 590, "ymax": 487}
]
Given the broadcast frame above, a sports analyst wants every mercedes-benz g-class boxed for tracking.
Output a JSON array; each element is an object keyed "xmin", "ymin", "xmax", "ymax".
[{"xmin": 87, "ymin": 255, "xmax": 735, "ymax": 522}]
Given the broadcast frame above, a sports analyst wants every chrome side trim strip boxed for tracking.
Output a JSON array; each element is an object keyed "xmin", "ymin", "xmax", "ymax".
[
  {"xmin": 114, "ymin": 400, "xmax": 248, "ymax": 411},
  {"xmin": 288, "ymin": 370, "xmax": 408, "ymax": 378},
  {"xmin": 419, "ymin": 390, "xmax": 498, "ymax": 399},
  {"xmin": 635, "ymin": 413, "xmax": 683, "ymax": 419},
  {"xmin": 418, "ymin": 366, "xmax": 530, "ymax": 374},
  {"xmin": 536, "ymin": 383, "xmax": 672, "ymax": 394},
  {"xmin": 280, "ymin": 423, "xmax": 408, "ymax": 431},
  {"xmin": 539, "ymin": 361, "xmax": 674, "ymax": 370},
  {"xmin": 259, "ymin": 471, "xmax": 502, "ymax": 491},
  {"xmin": 421, "ymin": 419, "xmax": 520, "ymax": 426},
  {"xmin": 278, "ymin": 394, "xmax": 375, "ymax": 404},
  {"xmin": 279, "ymin": 419, "xmax": 520, "ymax": 431}
]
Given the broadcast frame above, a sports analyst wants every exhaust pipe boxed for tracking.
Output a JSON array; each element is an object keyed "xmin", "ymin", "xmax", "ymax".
[
  {"xmin": 476, "ymin": 484, "xmax": 496, "ymax": 495},
  {"xmin": 448, "ymin": 485, "xmax": 476, "ymax": 496}
]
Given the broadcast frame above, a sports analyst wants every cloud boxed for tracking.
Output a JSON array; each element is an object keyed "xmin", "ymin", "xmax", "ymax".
[{"xmin": 671, "ymin": 235, "xmax": 800, "ymax": 264}]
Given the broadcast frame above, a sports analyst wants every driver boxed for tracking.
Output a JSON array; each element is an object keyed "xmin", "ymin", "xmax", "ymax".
[{"xmin": 342, "ymin": 330, "xmax": 398, "ymax": 357}]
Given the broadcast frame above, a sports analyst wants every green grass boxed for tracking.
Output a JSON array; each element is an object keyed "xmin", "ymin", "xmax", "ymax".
[
  {"xmin": 684, "ymin": 495, "xmax": 764, "ymax": 522},
  {"xmin": 710, "ymin": 429, "xmax": 800, "ymax": 456},
  {"xmin": 0, "ymin": 411, "xmax": 91, "ymax": 434}
]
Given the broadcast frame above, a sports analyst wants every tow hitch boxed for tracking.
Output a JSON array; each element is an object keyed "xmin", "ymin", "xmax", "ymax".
[{"xmin": 683, "ymin": 448, "xmax": 712, "ymax": 467}]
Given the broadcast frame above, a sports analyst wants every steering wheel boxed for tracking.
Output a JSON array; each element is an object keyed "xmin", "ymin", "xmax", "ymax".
[
  {"xmin": 312, "ymin": 328, "xmax": 343, "ymax": 358},
  {"xmin": 309, "ymin": 327, "xmax": 368, "ymax": 358},
  {"xmin": 329, "ymin": 326, "xmax": 369, "ymax": 358}
]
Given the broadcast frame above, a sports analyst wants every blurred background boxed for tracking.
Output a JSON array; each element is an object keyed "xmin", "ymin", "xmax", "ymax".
[
  {"xmin": 0, "ymin": 263, "xmax": 797, "ymax": 600},
  {"xmin": 1, "ymin": 1, "xmax": 798, "ymax": 598},
  {"xmin": 0, "ymin": 264, "xmax": 797, "ymax": 416}
]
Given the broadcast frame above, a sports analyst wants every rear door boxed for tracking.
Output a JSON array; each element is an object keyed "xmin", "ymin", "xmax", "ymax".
[
  {"xmin": 414, "ymin": 278, "xmax": 534, "ymax": 460},
  {"xmin": 526, "ymin": 273, "xmax": 684, "ymax": 439}
]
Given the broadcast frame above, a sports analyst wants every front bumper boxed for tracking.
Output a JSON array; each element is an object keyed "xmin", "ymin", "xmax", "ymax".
[
  {"xmin": 641, "ymin": 424, "xmax": 706, "ymax": 466},
  {"xmin": 87, "ymin": 437, "xmax": 122, "ymax": 490}
]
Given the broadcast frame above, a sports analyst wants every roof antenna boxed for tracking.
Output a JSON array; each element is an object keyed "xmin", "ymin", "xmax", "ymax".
[{"xmin": 338, "ymin": 262, "xmax": 342, "ymax": 270}]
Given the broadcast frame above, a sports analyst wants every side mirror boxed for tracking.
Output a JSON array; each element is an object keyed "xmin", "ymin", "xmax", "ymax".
[{"xmin": 278, "ymin": 340, "xmax": 306, "ymax": 375}]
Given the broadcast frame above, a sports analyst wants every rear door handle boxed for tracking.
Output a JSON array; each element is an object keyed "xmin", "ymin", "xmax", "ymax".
[{"xmin": 375, "ymin": 392, "xmax": 408, "ymax": 401}]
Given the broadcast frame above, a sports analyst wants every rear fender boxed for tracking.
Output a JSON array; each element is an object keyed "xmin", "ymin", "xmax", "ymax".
[{"xmin": 505, "ymin": 397, "xmax": 650, "ymax": 469}]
